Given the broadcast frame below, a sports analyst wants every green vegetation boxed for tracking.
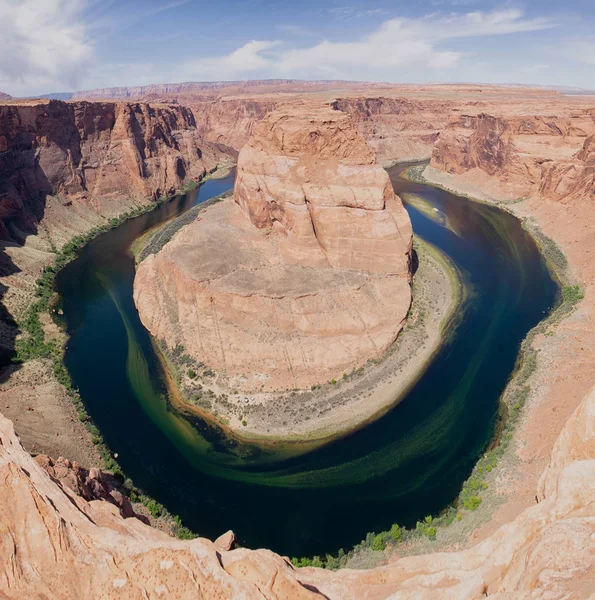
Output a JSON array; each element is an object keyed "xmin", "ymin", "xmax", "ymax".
[
  {"xmin": 12, "ymin": 188, "xmax": 209, "ymax": 541},
  {"xmin": 187, "ymin": 368, "xmax": 197, "ymax": 379},
  {"xmin": 463, "ymin": 496, "xmax": 482, "ymax": 511},
  {"xmin": 562, "ymin": 285, "xmax": 584, "ymax": 304}
]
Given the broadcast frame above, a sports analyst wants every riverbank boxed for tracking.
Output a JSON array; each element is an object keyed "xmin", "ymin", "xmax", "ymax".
[
  {"xmin": 0, "ymin": 162, "xmax": 234, "ymax": 467},
  {"xmin": 380, "ymin": 163, "xmax": 588, "ymax": 556},
  {"xmin": 144, "ymin": 231, "xmax": 464, "ymax": 444}
]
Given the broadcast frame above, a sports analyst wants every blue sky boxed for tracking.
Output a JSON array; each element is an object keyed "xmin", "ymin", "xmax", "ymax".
[{"xmin": 1, "ymin": 0, "xmax": 594, "ymax": 96}]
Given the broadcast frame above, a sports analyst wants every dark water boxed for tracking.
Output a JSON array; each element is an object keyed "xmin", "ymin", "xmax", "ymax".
[{"xmin": 56, "ymin": 166, "xmax": 558, "ymax": 557}]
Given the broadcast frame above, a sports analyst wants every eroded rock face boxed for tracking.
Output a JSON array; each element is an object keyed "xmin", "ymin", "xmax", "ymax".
[
  {"xmin": 234, "ymin": 106, "xmax": 412, "ymax": 273},
  {"xmin": 135, "ymin": 107, "xmax": 413, "ymax": 392},
  {"xmin": 193, "ymin": 97, "xmax": 278, "ymax": 150},
  {"xmin": 1, "ymin": 382, "xmax": 593, "ymax": 599},
  {"xmin": 332, "ymin": 96, "xmax": 451, "ymax": 166},
  {"xmin": 431, "ymin": 112, "xmax": 595, "ymax": 202},
  {"xmin": 0, "ymin": 99, "xmax": 228, "ymax": 241},
  {"xmin": 0, "ymin": 413, "xmax": 323, "ymax": 600}
]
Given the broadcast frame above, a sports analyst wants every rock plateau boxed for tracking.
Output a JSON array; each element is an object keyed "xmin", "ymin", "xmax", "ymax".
[{"xmin": 134, "ymin": 106, "xmax": 413, "ymax": 392}]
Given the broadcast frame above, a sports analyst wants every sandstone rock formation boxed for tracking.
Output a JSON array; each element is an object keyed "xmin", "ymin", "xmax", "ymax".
[
  {"xmin": 35, "ymin": 454, "xmax": 139, "ymax": 519},
  {"xmin": 1, "ymin": 381, "xmax": 593, "ymax": 599},
  {"xmin": 193, "ymin": 96, "xmax": 278, "ymax": 150},
  {"xmin": 332, "ymin": 96, "xmax": 451, "ymax": 166},
  {"xmin": 431, "ymin": 112, "xmax": 595, "ymax": 202},
  {"xmin": 0, "ymin": 98, "xmax": 232, "ymax": 463},
  {"xmin": 69, "ymin": 80, "xmax": 387, "ymax": 101},
  {"xmin": 234, "ymin": 106, "xmax": 413, "ymax": 273},
  {"xmin": 0, "ymin": 412, "xmax": 323, "ymax": 600},
  {"xmin": 2, "ymin": 83, "xmax": 595, "ymax": 598},
  {"xmin": 135, "ymin": 106, "xmax": 413, "ymax": 392},
  {"xmin": 0, "ymin": 99, "xmax": 228, "ymax": 242}
]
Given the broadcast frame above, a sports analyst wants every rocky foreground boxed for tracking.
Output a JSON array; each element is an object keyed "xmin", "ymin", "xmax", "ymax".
[
  {"xmin": 135, "ymin": 106, "xmax": 413, "ymax": 392},
  {"xmin": 1, "ymin": 380, "xmax": 593, "ymax": 598}
]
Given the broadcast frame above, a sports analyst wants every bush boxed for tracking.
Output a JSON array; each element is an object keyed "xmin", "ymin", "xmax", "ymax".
[
  {"xmin": 187, "ymin": 368, "xmax": 196, "ymax": 379},
  {"xmin": 463, "ymin": 495, "xmax": 482, "ymax": 511},
  {"xmin": 389, "ymin": 523, "xmax": 402, "ymax": 543},
  {"xmin": 562, "ymin": 285, "xmax": 584, "ymax": 304},
  {"xmin": 372, "ymin": 533, "xmax": 387, "ymax": 552}
]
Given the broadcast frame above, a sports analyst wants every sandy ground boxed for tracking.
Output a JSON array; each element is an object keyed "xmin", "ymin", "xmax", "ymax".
[
  {"xmin": 169, "ymin": 236, "xmax": 462, "ymax": 443},
  {"xmin": 0, "ymin": 360, "xmax": 101, "ymax": 465}
]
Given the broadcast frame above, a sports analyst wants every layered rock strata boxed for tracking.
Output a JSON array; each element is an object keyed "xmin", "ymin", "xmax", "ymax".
[
  {"xmin": 135, "ymin": 107, "xmax": 413, "ymax": 392},
  {"xmin": 0, "ymin": 98, "xmax": 231, "ymax": 463},
  {"xmin": 0, "ymin": 99, "xmax": 227, "ymax": 242},
  {"xmin": 332, "ymin": 96, "xmax": 452, "ymax": 166},
  {"xmin": 431, "ymin": 112, "xmax": 595, "ymax": 202}
]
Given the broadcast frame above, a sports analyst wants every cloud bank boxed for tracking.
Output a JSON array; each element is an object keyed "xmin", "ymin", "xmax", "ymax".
[
  {"xmin": 176, "ymin": 9, "xmax": 555, "ymax": 81},
  {"xmin": 0, "ymin": 3, "xmax": 572, "ymax": 96}
]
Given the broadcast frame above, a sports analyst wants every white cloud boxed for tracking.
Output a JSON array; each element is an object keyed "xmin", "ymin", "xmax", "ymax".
[
  {"xmin": 0, "ymin": 5, "xmax": 565, "ymax": 95},
  {"xmin": 176, "ymin": 40, "xmax": 280, "ymax": 82},
  {"xmin": 0, "ymin": 0, "xmax": 94, "ymax": 95},
  {"xmin": 175, "ymin": 9, "xmax": 555, "ymax": 82}
]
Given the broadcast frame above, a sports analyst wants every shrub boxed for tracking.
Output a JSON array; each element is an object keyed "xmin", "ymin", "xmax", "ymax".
[
  {"xmin": 389, "ymin": 523, "xmax": 402, "ymax": 543},
  {"xmin": 187, "ymin": 368, "xmax": 196, "ymax": 379},
  {"xmin": 463, "ymin": 495, "xmax": 482, "ymax": 511},
  {"xmin": 372, "ymin": 533, "xmax": 387, "ymax": 552},
  {"xmin": 562, "ymin": 285, "xmax": 584, "ymax": 304}
]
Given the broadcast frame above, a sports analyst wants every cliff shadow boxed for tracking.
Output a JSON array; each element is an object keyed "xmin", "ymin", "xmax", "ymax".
[{"xmin": 0, "ymin": 246, "xmax": 21, "ymax": 376}]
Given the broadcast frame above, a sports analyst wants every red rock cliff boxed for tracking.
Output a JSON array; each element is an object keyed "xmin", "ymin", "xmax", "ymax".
[
  {"xmin": 431, "ymin": 112, "xmax": 595, "ymax": 201},
  {"xmin": 0, "ymin": 99, "xmax": 228, "ymax": 241},
  {"xmin": 332, "ymin": 96, "xmax": 452, "ymax": 166}
]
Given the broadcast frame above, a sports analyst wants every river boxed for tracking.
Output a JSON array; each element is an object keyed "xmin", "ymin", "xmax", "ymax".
[{"xmin": 55, "ymin": 165, "xmax": 558, "ymax": 557}]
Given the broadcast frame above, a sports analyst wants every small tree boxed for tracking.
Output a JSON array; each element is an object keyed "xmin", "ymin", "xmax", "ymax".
[{"xmin": 390, "ymin": 523, "xmax": 402, "ymax": 543}]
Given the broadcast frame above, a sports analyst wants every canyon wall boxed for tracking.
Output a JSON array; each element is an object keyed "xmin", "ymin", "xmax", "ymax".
[
  {"xmin": 69, "ymin": 80, "xmax": 389, "ymax": 101},
  {"xmin": 431, "ymin": 111, "xmax": 595, "ymax": 201},
  {"xmin": 134, "ymin": 106, "xmax": 413, "ymax": 392},
  {"xmin": 332, "ymin": 96, "xmax": 452, "ymax": 166},
  {"xmin": 0, "ymin": 99, "xmax": 228, "ymax": 243},
  {"xmin": 0, "ymin": 98, "xmax": 231, "ymax": 464},
  {"xmin": 192, "ymin": 97, "xmax": 278, "ymax": 150},
  {"xmin": 1, "ymin": 84, "xmax": 594, "ymax": 598}
]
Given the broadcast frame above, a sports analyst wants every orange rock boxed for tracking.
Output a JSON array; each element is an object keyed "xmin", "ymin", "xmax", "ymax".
[{"xmin": 135, "ymin": 107, "xmax": 413, "ymax": 392}]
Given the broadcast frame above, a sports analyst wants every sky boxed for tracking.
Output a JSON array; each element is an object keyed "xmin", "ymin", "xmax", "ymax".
[{"xmin": 1, "ymin": 0, "xmax": 594, "ymax": 96}]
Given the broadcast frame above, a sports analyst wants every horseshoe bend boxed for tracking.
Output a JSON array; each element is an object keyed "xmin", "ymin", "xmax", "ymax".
[{"xmin": 0, "ymin": 40, "xmax": 595, "ymax": 600}]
